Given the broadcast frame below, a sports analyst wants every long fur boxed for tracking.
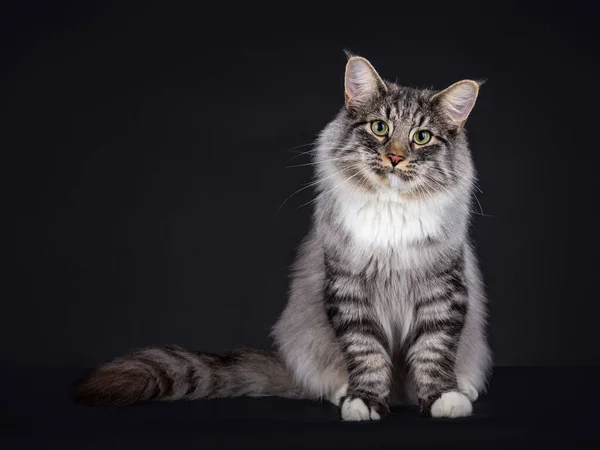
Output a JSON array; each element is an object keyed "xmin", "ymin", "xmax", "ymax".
[
  {"xmin": 73, "ymin": 346, "xmax": 303, "ymax": 405},
  {"xmin": 74, "ymin": 56, "xmax": 491, "ymax": 420}
]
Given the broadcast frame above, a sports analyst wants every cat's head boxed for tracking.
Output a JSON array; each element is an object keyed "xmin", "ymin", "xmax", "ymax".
[{"xmin": 318, "ymin": 56, "xmax": 479, "ymax": 198}]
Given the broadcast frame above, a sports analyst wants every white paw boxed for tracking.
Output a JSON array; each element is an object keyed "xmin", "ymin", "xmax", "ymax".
[
  {"xmin": 430, "ymin": 391, "xmax": 472, "ymax": 418},
  {"xmin": 458, "ymin": 380, "xmax": 479, "ymax": 402},
  {"xmin": 341, "ymin": 397, "xmax": 381, "ymax": 421}
]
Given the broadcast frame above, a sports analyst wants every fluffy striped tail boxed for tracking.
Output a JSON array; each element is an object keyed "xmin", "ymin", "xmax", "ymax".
[{"xmin": 72, "ymin": 346, "xmax": 304, "ymax": 405}]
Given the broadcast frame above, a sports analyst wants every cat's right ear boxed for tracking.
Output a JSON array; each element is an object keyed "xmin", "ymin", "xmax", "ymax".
[{"xmin": 344, "ymin": 56, "xmax": 386, "ymax": 111}]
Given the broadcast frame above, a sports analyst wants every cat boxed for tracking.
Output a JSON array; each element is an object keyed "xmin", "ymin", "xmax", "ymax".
[{"xmin": 73, "ymin": 55, "xmax": 491, "ymax": 421}]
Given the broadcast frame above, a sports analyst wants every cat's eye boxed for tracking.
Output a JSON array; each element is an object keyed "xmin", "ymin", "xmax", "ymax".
[
  {"xmin": 413, "ymin": 130, "xmax": 431, "ymax": 145},
  {"xmin": 371, "ymin": 120, "xmax": 389, "ymax": 137}
]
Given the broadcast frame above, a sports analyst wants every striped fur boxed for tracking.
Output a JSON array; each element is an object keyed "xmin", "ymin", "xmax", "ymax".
[
  {"xmin": 73, "ymin": 346, "xmax": 303, "ymax": 405},
  {"xmin": 273, "ymin": 57, "xmax": 490, "ymax": 420},
  {"xmin": 74, "ymin": 56, "xmax": 491, "ymax": 420}
]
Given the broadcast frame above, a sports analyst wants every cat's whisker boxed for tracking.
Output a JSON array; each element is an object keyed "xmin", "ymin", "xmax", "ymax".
[
  {"xmin": 275, "ymin": 170, "xmax": 344, "ymax": 215},
  {"xmin": 314, "ymin": 166, "xmax": 372, "ymax": 221},
  {"xmin": 278, "ymin": 155, "xmax": 365, "ymax": 212},
  {"xmin": 287, "ymin": 149, "xmax": 318, "ymax": 155},
  {"xmin": 413, "ymin": 181, "xmax": 431, "ymax": 204},
  {"xmin": 285, "ymin": 143, "xmax": 318, "ymax": 153},
  {"xmin": 426, "ymin": 165, "xmax": 484, "ymax": 194},
  {"xmin": 420, "ymin": 173, "xmax": 472, "ymax": 217},
  {"xmin": 302, "ymin": 165, "xmax": 369, "ymax": 211},
  {"xmin": 324, "ymin": 167, "xmax": 371, "ymax": 213},
  {"xmin": 286, "ymin": 144, "xmax": 375, "ymax": 164},
  {"xmin": 285, "ymin": 148, "xmax": 319, "ymax": 163},
  {"xmin": 286, "ymin": 157, "xmax": 355, "ymax": 169},
  {"xmin": 423, "ymin": 167, "xmax": 487, "ymax": 216},
  {"xmin": 422, "ymin": 174, "xmax": 490, "ymax": 218},
  {"xmin": 471, "ymin": 193, "xmax": 488, "ymax": 217},
  {"xmin": 348, "ymin": 170, "xmax": 371, "ymax": 200},
  {"xmin": 285, "ymin": 141, "xmax": 357, "ymax": 162}
]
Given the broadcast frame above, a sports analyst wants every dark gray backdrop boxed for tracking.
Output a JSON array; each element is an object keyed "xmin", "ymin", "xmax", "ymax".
[{"xmin": 7, "ymin": 4, "xmax": 599, "ymax": 369}]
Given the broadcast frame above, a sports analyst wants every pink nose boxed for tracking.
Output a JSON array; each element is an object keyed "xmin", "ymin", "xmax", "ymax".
[{"xmin": 387, "ymin": 154, "xmax": 404, "ymax": 167}]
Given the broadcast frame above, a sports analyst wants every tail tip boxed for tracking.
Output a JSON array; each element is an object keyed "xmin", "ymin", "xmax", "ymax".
[{"xmin": 71, "ymin": 368, "xmax": 150, "ymax": 406}]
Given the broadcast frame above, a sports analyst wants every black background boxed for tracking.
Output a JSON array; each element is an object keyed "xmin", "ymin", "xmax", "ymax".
[{"xmin": 6, "ymin": 3, "xmax": 600, "ymax": 374}]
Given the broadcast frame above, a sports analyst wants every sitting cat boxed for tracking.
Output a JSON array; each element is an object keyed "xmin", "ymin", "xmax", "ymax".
[{"xmin": 74, "ymin": 55, "xmax": 491, "ymax": 421}]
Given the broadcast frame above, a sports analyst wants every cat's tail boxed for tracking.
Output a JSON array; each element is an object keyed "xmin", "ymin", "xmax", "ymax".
[{"xmin": 72, "ymin": 346, "xmax": 305, "ymax": 405}]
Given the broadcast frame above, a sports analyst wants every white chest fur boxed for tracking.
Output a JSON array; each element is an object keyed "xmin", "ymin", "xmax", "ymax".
[{"xmin": 335, "ymin": 187, "xmax": 449, "ymax": 248}]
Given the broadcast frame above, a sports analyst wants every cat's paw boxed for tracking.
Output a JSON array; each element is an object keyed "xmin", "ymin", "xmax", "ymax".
[
  {"xmin": 340, "ymin": 396, "xmax": 388, "ymax": 421},
  {"xmin": 430, "ymin": 391, "xmax": 472, "ymax": 418}
]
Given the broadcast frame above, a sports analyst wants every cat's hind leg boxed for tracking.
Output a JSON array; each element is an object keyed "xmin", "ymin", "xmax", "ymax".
[
  {"xmin": 455, "ymin": 310, "xmax": 492, "ymax": 402},
  {"xmin": 454, "ymin": 252, "xmax": 492, "ymax": 402}
]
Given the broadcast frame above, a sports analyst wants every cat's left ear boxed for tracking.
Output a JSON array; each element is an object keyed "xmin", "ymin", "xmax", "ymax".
[
  {"xmin": 344, "ymin": 56, "xmax": 387, "ymax": 111},
  {"xmin": 433, "ymin": 80, "xmax": 480, "ymax": 129}
]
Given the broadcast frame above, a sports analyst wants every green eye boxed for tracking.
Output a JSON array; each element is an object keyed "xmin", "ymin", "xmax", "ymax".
[
  {"xmin": 413, "ymin": 130, "xmax": 431, "ymax": 145},
  {"xmin": 370, "ymin": 120, "xmax": 389, "ymax": 136}
]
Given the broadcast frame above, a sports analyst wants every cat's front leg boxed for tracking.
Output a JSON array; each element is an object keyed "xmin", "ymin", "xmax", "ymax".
[
  {"xmin": 324, "ymin": 255, "xmax": 392, "ymax": 421},
  {"xmin": 407, "ymin": 261, "xmax": 472, "ymax": 418}
]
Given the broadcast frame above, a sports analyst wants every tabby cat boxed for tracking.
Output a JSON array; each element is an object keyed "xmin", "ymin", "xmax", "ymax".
[{"xmin": 74, "ymin": 55, "xmax": 491, "ymax": 421}]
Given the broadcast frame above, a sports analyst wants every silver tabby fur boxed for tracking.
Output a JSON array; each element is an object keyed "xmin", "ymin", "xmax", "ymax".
[{"xmin": 74, "ymin": 56, "xmax": 491, "ymax": 421}]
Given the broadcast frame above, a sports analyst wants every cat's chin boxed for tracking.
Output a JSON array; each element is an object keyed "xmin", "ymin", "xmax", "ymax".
[{"xmin": 385, "ymin": 172, "xmax": 410, "ymax": 190}]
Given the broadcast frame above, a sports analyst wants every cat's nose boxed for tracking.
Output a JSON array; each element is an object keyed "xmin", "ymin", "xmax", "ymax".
[{"xmin": 387, "ymin": 154, "xmax": 405, "ymax": 167}]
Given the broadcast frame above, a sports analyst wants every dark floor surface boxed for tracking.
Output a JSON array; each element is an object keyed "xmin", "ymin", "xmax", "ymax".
[{"xmin": 1, "ymin": 367, "xmax": 598, "ymax": 449}]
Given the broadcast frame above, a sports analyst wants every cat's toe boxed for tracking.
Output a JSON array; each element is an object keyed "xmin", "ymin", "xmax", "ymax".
[
  {"xmin": 430, "ymin": 391, "xmax": 472, "ymax": 418},
  {"xmin": 340, "ymin": 397, "xmax": 385, "ymax": 421}
]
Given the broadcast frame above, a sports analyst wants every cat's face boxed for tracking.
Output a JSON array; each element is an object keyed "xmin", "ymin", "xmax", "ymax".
[{"xmin": 325, "ymin": 57, "xmax": 479, "ymax": 198}]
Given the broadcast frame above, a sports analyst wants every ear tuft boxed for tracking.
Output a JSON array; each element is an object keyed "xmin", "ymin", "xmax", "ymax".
[
  {"xmin": 433, "ymin": 80, "xmax": 479, "ymax": 128},
  {"xmin": 344, "ymin": 56, "xmax": 386, "ymax": 109},
  {"xmin": 343, "ymin": 49, "xmax": 354, "ymax": 59}
]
